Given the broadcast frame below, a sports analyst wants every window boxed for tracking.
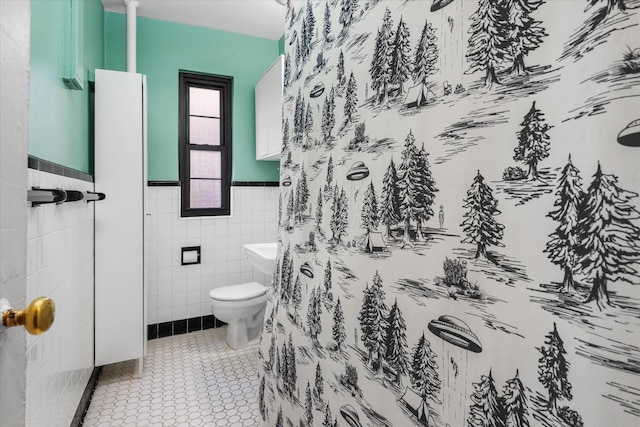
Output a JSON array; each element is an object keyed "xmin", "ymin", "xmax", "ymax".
[{"xmin": 179, "ymin": 71, "xmax": 232, "ymax": 217}]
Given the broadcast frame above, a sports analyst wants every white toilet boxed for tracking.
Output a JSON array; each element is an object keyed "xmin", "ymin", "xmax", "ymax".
[{"xmin": 209, "ymin": 282, "xmax": 268, "ymax": 350}]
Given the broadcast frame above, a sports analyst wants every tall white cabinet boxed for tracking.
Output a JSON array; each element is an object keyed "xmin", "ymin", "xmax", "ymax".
[
  {"xmin": 94, "ymin": 69, "xmax": 147, "ymax": 367},
  {"xmin": 255, "ymin": 55, "xmax": 284, "ymax": 161}
]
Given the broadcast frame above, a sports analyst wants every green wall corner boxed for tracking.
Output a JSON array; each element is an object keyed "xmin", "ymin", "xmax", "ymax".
[
  {"xmin": 105, "ymin": 13, "xmax": 281, "ymax": 182},
  {"xmin": 29, "ymin": 0, "xmax": 104, "ymax": 174}
]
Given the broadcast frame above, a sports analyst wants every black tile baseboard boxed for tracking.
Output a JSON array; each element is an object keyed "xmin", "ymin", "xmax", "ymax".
[
  {"xmin": 147, "ymin": 181, "xmax": 279, "ymax": 187},
  {"xmin": 147, "ymin": 315, "xmax": 227, "ymax": 340},
  {"xmin": 147, "ymin": 181, "xmax": 180, "ymax": 186},
  {"xmin": 28, "ymin": 155, "xmax": 94, "ymax": 183},
  {"xmin": 231, "ymin": 181, "xmax": 279, "ymax": 187},
  {"xmin": 71, "ymin": 366, "xmax": 102, "ymax": 427}
]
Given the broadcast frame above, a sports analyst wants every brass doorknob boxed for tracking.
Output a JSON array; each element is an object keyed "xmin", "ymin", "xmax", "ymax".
[{"xmin": 2, "ymin": 297, "xmax": 55, "ymax": 335}]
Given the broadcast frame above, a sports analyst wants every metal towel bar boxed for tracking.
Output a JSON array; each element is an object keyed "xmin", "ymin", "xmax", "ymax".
[{"xmin": 27, "ymin": 187, "xmax": 105, "ymax": 206}]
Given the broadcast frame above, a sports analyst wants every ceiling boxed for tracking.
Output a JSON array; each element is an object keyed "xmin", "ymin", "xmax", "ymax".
[{"xmin": 101, "ymin": 0, "xmax": 286, "ymax": 40}]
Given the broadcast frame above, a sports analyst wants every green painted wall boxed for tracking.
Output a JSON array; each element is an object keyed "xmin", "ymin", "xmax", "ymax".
[
  {"xmin": 279, "ymin": 35, "xmax": 285, "ymax": 55},
  {"xmin": 29, "ymin": 0, "xmax": 104, "ymax": 174},
  {"xmin": 104, "ymin": 13, "xmax": 281, "ymax": 182}
]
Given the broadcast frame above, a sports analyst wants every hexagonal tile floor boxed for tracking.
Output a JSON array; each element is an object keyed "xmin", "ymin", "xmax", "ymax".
[{"xmin": 82, "ymin": 327, "xmax": 262, "ymax": 427}]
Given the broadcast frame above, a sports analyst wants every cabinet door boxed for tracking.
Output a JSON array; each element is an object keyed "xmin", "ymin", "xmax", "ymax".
[{"xmin": 94, "ymin": 69, "xmax": 145, "ymax": 366}]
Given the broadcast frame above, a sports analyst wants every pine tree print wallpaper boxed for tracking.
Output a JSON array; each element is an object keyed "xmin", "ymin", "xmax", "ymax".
[{"xmin": 258, "ymin": 1, "xmax": 640, "ymax": 426}]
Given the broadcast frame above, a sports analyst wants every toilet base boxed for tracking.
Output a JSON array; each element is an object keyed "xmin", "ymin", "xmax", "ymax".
[{"xmin": 223, "ymin": 304, "xmax": 267, "ymax": 350}]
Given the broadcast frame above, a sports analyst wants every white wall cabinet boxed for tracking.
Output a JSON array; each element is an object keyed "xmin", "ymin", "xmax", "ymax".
[
  {"xmin": 94, "ymin": 69, "xmax": 147, "ymax": 367},
  {"xmin": 255, "ymin": 55, "xmax": 284, "ymax": 161}
]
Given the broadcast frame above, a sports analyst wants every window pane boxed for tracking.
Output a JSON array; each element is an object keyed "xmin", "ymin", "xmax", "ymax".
[
  {"xmin": 190, "ymin": 179, "xmax": 221, "ymax": 209},
  {"xmin": 189, "ymin": 87, "xmax": 220, "ymax": 117},
  {"xmin": 190, "ymin": 150, "xmax": 221, "ymax": 179},
  {"xmin": 189, "ymin": 116, "xmax": 220, "ymax": 145}
]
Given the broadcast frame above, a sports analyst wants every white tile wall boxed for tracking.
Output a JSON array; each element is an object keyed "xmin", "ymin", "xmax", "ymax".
[
  {"xmin": 25, "ymin": 170, "xmax": 95, "ymax": 427},
  {"xmin": 0, "ymin": 1, "xmax": 30, "ymax": 425},
  {"xmin": 146, "ymin": 185, "xmax": 279, "ymax": 324}
]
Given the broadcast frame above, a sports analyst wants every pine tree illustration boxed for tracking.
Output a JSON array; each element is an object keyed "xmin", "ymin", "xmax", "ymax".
[
  {"xmin": 364, "ymin": 271, "xmax": 389, "ymax": 373},
  {"xmin": 286, "ymin": 191, "xmax": 294, "ymax": 230},
  {"xmin": 284, "ymin": 54, "xmax": 291, "ymax": 89},
  {"xmin": 538, "ymin": 323, "xmax": 572, "ymax": 414},
  {"xmin": 287, "ymin": 333, "xmax": 297, "ymax": 397},
  {"xmin": 316, "ymin": 188, "xmax": 324, "ymax": 233},
  {"xmin": 275, "ymin": 407, "xmax": 283, "ymax": 427},
  {"xmin": 575, "ymin": 163, "xmax": 640, "ymax": 309},
  {"xmin": 259, "ymin": 376, "xmax": 266, "ymax": 420},
  {"xmin": 370, "ymin": 8, "xmax": 394, "ymax": 105},
  {"xmin": 294, "ymin": 89, "xmax": 304, "ymax": 145},
  {"xmin": 461, "ymin": 171, "xmax": 505, "ymax": 260},
  {"xmin": 505, "ymin": 0, "xmax": 546, "ymax": 75},
  {"xmin": 339, "ymin": 0, "xmax": 356, "ymax": 30},
  {"xmin": 398, "ymin": 130, "xmax": 421, "ymax": 248},
  {"xmin": 332, "ymin": 298, "xmax": 346, "ymax": 352},
  {"xmin": 321, "ymin": 86, "xmax": 336, "ymax": 142},
  {"xmin": 410, "ymin": 332, "xmax": 441, "ymax": 402},
  {"xmin": 544, "ymin": 155, "xmax": 584, "ymax": 294},
  {"xmin": 267, "ymin": 333, "xmax": 276, "ymax": 371},
  {"xmin": 307, "ymin": 288, "xmax": 323, "ymax": 342},
  {"xmin": 292, "ymin": 275, "xmax": 302, "ymax": 323},
  {"xmin": 466, "ymin": 0, "xmax": 509, "ymax": 87},
  {"xmin": 296, "ymin": 165, "xmax": 310, "ymax": 223},
  {"xmin": 323, "ymin": 2, "xmax": 332, "ymax": 42},
  {"xmin": 380, "ymin": 157, "xmax": 401, "ymax": 237},
  {"xmin": 276, "ymin": 344, "xmax": 282, "ymax": 378},
  {"xmin": 358, "ymin": 284, "xmax": 375, "ymax": 361},
  {"xmin": 282, "ymin": 119, "xmax": 290, "ymax": 166},
  {"xmin": 305, "ymin": 382, "xmax": 314, "ymax": 426},
  {"xmin": 323, "ymin": 258, "xmax": 332, "ymax": 300},
  {"xmin": 305, "ymin": 101, "xmax": 314, "ymax": 147},
  {"xmin": 301, "ymin": 19, "xmax": 309, "ymax": 62},
  {"xmin": 330, "ymin": 187, "xmax": 349, "ymax": 244},
  {"xmin": 326, "ymin": 155, "xmax": 334, "ymax": 191},
  {"xmin": 305, "ymin": 0, "xmax": 315, "ymax": 43},
  {"xmin": 414, "ymin": 144, "xmax": 438, "ymax": 241},
  {"xmin": 278, "ymin": 192, "xmax": 283, "ymax": 229},
  {"xmin": 344, "ymin": 71, "xmax": 358, "ymax": 124},
  {"xmin": 315, "ymin": 362, "xmax": 324, "ymax": 404},
  {"xmin": 503, "ymin": 369, "xmax": 530, "ymax": 427},
  {"xmin": 361, "ymin": 181, "xmax": 380, "ymax": 233},
  {"xmin": 295, "ymin": 39, "xmax": 302, "ymax": 77},
  {"xmin": 279, "ymin": 246, "xmax": 288, "ymax": 301},
  {"xmin": 337, "ymin": 51, "xmax": 346, "ymax": 91},
  {"xmin": 279, "ymin": 341, "xmax": 288, "ymax": 392},
  {"xmin": 468, "ymin": 370, "xmax": 506, "ymax": 427},
  {"xmin": 513, "ymin": 101, "xmax": 551, "ymax": 180},
  {"xmin": 384, "ymin": 298, "xmax": 409, "ymax": 385},
  {"xmin": 413, "ymin": 19, "xmax": 439, "ymax": 85},
  {"xmin": 390, "ymin": 16, "xmax": 412, "ymax": 95},
  {"xmin": 323, "ymin": 403, "xmax": 333, "ymax": 427}
]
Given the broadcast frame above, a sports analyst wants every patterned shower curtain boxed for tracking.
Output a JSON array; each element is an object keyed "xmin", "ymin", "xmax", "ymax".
[{"xmin": 258, "ymin": 1, "xmax": 640, "ymax": 426}]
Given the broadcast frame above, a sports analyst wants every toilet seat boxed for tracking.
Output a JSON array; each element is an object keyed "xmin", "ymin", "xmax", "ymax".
[{"xmin": 209, "ymin": 282, "xmax": 266, "ymax": 302}]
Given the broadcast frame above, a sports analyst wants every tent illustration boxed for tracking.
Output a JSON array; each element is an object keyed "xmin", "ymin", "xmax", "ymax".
[
  {"xmin": 404, "ymin": 83, "xmax": 435, "ymax": 108},
  {"xmin": 365, "ymin": 232, "xmax": 388, "ymax": 253},
  {"xmin": 399, "ymin": 387, "xmax": 431, "ymax": 426}
]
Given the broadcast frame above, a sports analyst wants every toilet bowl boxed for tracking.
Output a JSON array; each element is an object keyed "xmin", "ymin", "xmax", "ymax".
[{"xmin": 209, "ymin": 282, "xmax": 268, "ymax": 350}]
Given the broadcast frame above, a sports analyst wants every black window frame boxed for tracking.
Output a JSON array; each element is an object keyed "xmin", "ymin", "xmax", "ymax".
[{"xmin": 179, "ymin": 71, "xmax": 233, "ymax": 217}]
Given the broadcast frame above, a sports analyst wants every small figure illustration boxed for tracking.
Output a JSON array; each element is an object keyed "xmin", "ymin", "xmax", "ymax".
[
  {"xmin": 443, "ymin": 81, "xmax": 452, "ymax": 95},
  {"xmin": 451, "ymin": 356, "xmax": 459, "ymax": 378},
  {"xmin": 439, "ymin": 205, "xmax": 445, "ymax": 229}
]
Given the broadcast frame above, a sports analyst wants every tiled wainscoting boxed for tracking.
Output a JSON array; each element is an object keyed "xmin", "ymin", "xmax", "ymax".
[
  {"xmin": 26, "ymin": 169, "xmax": 95, "ymax": 426},
  {"xmin": 146, "ymin": 185, "xmax": 279, "ymax": 326}
]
